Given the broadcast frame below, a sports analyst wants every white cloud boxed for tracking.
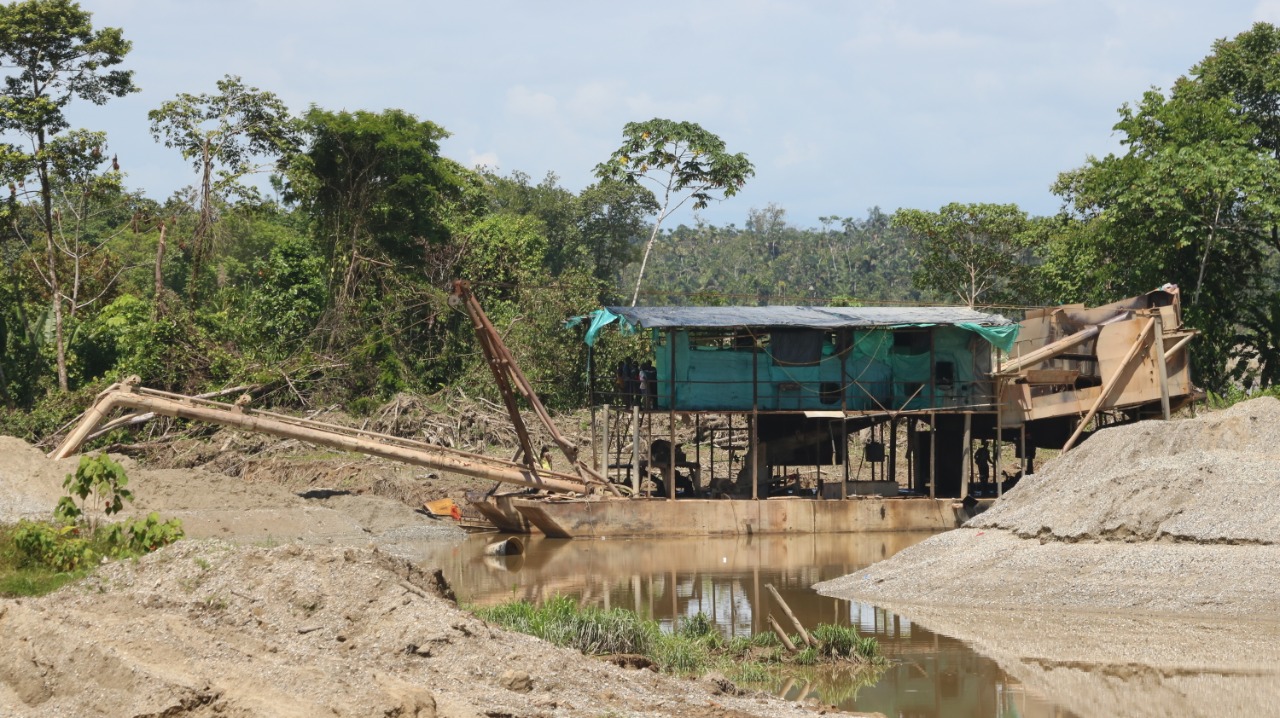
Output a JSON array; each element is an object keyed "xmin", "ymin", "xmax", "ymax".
[
  {"xmin": 1253, "ymin": 0, "xmax": 1280, "ymax": 22},
  {"xmin": 466, "ymin": 150, "xmax": 501, "ymax": 171},
  {"xmin": 776, "ymin": 133, "xmax": 818, "ymax": 168},
  {"xmin": 505, "ymin": 86, "xmax": 559, "ymax": 121}
]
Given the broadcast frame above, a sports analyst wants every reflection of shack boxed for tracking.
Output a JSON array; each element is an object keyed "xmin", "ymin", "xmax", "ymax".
[{"xmin": 580, "ymin": 286, "xmax": 1195, "ymax": 501}]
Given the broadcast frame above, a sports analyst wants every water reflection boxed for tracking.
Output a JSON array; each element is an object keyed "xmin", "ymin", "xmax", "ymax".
[{"xmin": 407, "ymin": 532, "xmax": 1077, "ymax": 717}]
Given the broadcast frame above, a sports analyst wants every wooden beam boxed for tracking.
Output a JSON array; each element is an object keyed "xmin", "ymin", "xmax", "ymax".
[{"xmin": 1153, "ymin": 313, "xmax": 1171, "ymax": 420}]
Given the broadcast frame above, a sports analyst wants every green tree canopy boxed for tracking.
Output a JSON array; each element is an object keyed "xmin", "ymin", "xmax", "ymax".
[
  {"xmin": 148, "ymin": 75, "xmax": 301, "ymax": 297},
  {"xmin": 595, "ymin": 118, "xmax": 753, "ymax": 305},
  {"xmin": 0, "ymin": 0, "xmax": 135, "ymax": 391},
  {"xmin": 892, "ymin": 202, "xmax": 1036, "ymax": 307},
  {"xmin": 1051, "ymin": 24, "xmax": 1280, "ymax": 391}
]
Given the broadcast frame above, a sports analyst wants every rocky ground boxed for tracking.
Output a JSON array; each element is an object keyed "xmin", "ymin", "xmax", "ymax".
[
  {"xmin": 816, "ymin": 397, "xmax": 1280, "ymax": 717},
  {"xmin": 0, "ymin": 433, "xmax": 857, "ymax": 717}
]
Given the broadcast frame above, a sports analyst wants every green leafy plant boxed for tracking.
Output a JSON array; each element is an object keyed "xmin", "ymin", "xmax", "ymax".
[
  {"xmin": 56, "ymin": 453, "xmax": 133, "ymax": 526},
  {"xmin": 102, "ymin": 512, "xmax": 185, "ymax": 557},
  {"xmin": 13, "ymin": 521, "xmax": 93, "ymax": 572}
]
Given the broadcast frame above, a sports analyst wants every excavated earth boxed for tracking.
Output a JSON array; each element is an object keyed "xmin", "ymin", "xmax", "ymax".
[
  {"xmin": 0, "ymin": 437, "xmax": 842, "ymax": 718},
  {"xmin": 816, "ymin": 397, "xmax": 1280, "ymax": 717}
]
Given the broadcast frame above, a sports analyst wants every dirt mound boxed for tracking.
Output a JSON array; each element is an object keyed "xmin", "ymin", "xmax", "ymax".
[
  {"xmin": 0, "ymin": 541, "xmax": 819, "ymax": 718},
  {"xmin": 971, "ymin": 397, "xmax": 1280, "ymax": 543},
  {"xmin": 0, "ymin": 436, "xmax": 464, "ymax": 546}
]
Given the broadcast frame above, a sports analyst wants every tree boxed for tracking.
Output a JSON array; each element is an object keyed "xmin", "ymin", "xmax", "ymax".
[
  {"xmin": 285, "ymin": 108, "xmax": 477, "ymax": 311},
  {"xmin": 594, "ymin": 118, "xmax": 753, "ymax": 306},
  {"xmin": 0, "ymin": 0, "xmax": 135, "ymax": 391},
  {"xmin": 577, "ymin": 178, "xmax": 657, "ymax": 289},
  {"xmin": 148, "ymin": 75, "xmax": 300, "ymax": 303},
  {"xmin": 892, "ymin": 203, "xmax": 1034, "ymax": 307}
]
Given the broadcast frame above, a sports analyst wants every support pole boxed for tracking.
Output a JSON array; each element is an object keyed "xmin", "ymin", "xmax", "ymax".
[
  {"xmin": 591, "ymin": 405, "xmax": 600, "ymax": 476},
  {"xmin": 600, "ymin": 404, "xmax": 610, "ymax": 478},
  {"xmin": 631, "ymin": 405, "xmax": 641, "ymax": 496},
  {"xmin": 752, "ymin": 341, "xmax": 760, "ymax": 501},
  {"xmin": 1020, "ymin": 424, "xmax": 1027, "ymax": 476},
  {"xmin": 766, "ymin": 583, "xmax": 814, "ymax": 648},
  {"xmin": 888, "ymin": 416, "xmax": 898, "ymax": 487},
  {"xmin": 929, "ymin": 412, "xmax": 936, "ymax": 500},
  {"xmin": 694, "ymin": 414, "xmax": 702, "ymax": 496},
  {"xmin": 961, "ymin": 412, "xmax": 972, "ymax": 500},
  {"xmin": 1153, "ymin": 313, "xmax": 1171, "ymax": 420},
  {"xmin": 668, "ymin": 336, "xmax": 677, "ymax": 500},
  {"xmin": 995, "ymin": 397, "xmax": 1003, "ymax": 498},
  {"xmin": 768, "ymin": 615, "xmax": 799, "ymax": 653}
]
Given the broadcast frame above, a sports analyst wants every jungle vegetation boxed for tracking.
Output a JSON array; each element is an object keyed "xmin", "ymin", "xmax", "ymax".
[{"xmin": 2, "ymin": 2, "xmax": 1279, "ymax": 436}]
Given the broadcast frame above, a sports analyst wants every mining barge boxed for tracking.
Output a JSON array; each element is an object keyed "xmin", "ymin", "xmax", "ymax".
[{"xmin": 54, "ymin": 284, "xmax": 1195, "ymax": 539}]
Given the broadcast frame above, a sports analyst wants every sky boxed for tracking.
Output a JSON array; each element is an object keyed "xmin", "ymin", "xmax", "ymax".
[{"xmin": 69, "ymin": 0, "xmax": 1280, "ymax": 229}]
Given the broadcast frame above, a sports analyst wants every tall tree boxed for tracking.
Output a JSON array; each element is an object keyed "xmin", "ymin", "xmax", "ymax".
[
  {"xmin": 286, "ymin": 108, "xmax": 476, "ymax": 310},
  {"xmin": 577, "ymin": 178, "xmax": 657, "ymax": 289},
  {"xmin": 892, "ymin": 202, "xmax": 1034, "ymax": 307},
  {"xmin": 148, "ymin": 75, "xmax": 300, "ymax": 302},
  {"xmin": 0, "ymin": 0, "xmax": 135, "ymax": 390},
  {"xmin": 594, "ymin": 118, "xmax": 753, "ymax": 306}
]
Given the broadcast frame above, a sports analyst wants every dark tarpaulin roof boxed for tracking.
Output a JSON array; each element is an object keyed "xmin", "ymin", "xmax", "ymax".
[{"xmin": 605, "ymin": 305, "xmax": 1013, "ymax": 330}]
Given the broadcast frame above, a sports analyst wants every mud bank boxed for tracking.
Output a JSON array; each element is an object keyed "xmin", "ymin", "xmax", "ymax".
[{"xmin": 815, "ymin": 398, "xmax": 1280, "ymax": 717}]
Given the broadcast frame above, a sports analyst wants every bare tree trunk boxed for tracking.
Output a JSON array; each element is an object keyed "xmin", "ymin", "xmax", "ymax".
[
  {"xmin": 37, "ymin": 128, "xmax": 68, "ymax": 391},
  {"xmin": 629, "ymin": 220, "xmax": 663, "ymax": 307},
  {"xmin": 153, "ymin": 220, "xmax": 167, "ymax": 320}
]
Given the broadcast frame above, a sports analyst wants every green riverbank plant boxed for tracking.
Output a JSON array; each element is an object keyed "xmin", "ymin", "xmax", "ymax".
[
  {"xmin": 473, "ymin": 595, "xmax": 885, "ymax": 685},
  {"xmin": 1, "ymin": 453, "xmax": 184, "ymax": 597}
]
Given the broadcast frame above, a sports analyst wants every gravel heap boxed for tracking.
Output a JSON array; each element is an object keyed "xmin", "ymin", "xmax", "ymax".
[{"xmin": 970, "ymin": 397, "xmax": 1280, "ymax": 544}]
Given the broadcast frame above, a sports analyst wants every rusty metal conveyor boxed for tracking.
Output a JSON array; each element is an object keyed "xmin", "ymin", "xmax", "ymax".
[{"xmin": 51, "ymin": 380, "xmax": 597, "ymax": 495}]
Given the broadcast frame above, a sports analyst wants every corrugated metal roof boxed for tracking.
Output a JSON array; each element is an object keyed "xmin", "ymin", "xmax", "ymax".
[{"xmin": 605, "ymin": 305, "xmax": 1013, "ymax": 329}]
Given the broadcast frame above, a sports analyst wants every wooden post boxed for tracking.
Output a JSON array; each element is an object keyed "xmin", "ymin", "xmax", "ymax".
[
  {"xmin": 768, "ymin": 615, "xmax": 798, "ymax": 652},
  {"xmin": 888, "ymin": 416, "xmax": 898, "ymax": 487},
  {"xmin": 961, "ymin": 412, "xmax": 972, "ymax": 500},
  {"xmin": 929, "ymin": 412, "xmax": 937, "ymax": 500},
  {"xmin": 598, "ymin": 404, "xmax": 608, "ymax": 478},
  {"xmin": 631, "ymin": 405, "xmax": 641, "ymax": 495},
  {"xmin": 841, "ymin": 343, "xmax": 849, "ymax": 500},
  {"xmin": 752, "ymin": 340, "xmax": 760, "ymax": 501},
  {"xmin": 668, "ymin": 336, "xmax": 677, "ymax": 499},
  {"xmin": 766, "ymin": 583, "xmax": 814, "ymax": 647},
  {"xmin": 1020, "ymin": 424, "xmax": 1027, "ymax": 476},
  {"xmin": 694, "ymin": 414, "xmax": 701, "ymax": 496},
  {"xmin": 907, "ymin": 418, "xmax": 916, "ymax": 491},
  {"xmin": 995, "ymin": 398, "xmax": 1003, "ymax": 498},
  {"xmin": 1153, "ymin": 313, "xmax": 1171, "ymax": 420}
]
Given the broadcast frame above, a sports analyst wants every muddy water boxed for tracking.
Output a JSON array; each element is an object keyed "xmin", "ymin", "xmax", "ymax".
[{"xmin": 411, "ymin": 532, "xmax": 1079, "ymax": 717}]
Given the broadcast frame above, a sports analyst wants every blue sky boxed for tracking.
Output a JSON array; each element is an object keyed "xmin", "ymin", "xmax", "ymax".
[{"xmin": 76, "ymin": 0, "xmax": 1280, "ymax": 229}]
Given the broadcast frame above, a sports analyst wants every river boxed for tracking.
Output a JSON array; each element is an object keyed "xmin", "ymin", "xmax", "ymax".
[{"xmin": 410, "ymin": 531, "xmax": 1079, "ymax": 717}]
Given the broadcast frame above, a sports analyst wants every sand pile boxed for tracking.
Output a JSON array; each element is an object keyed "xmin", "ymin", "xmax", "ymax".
[
  {"xmin": 0, "ymin": 541, "xmax": 823, "ymax": 718},
  {"xmin": 970, "ymin": 397, "xmax": 1280, "ymax": 544},
  {"xmin": 816, "ymin": 397, "xmax": 1280, "ymax": 614}
]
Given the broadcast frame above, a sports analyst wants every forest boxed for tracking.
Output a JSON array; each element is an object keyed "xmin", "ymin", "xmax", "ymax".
[{"xmin": 2, "ymin": 0, "xmax": 1280, "ymax": 438}]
